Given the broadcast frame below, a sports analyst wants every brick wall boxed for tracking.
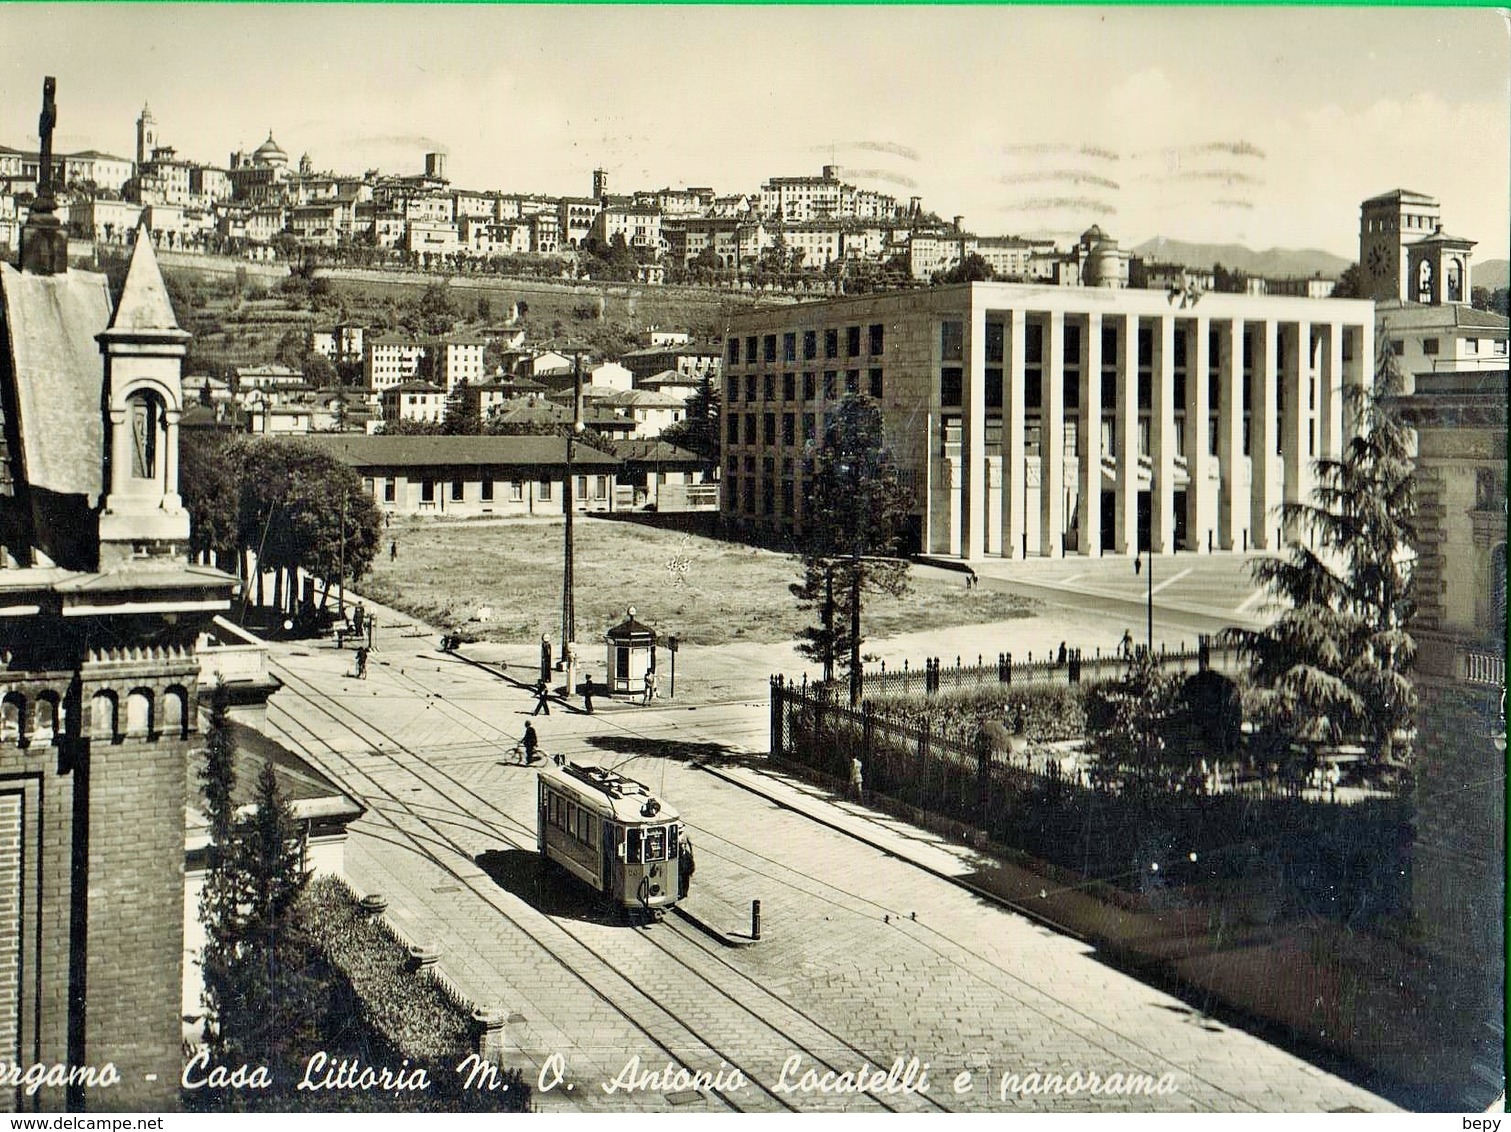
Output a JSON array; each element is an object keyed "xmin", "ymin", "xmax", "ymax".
[
  {"xmin": 1411, "ymin": 677, "xmax": 1505, "ymax": 1094},
  {"xmin": 0, "ymin": 792, "xmax": 20, "ymax": 1113},
  {"xmin": 76, "ymin": 659, "xmax": 199, "ymax": 1112}
]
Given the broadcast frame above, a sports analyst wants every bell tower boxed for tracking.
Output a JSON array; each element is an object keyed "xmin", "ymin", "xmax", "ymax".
[
  {"xmin": 1406, "ymin": 225, "xmax": 1476, "ymax": 307},
  {"xmin": 134, "ymin": 103, "xmax": 155, "ymax": 168},
  {"xmin": 95, "ymin": 225, "xmax": 190, "ymax": 567}
]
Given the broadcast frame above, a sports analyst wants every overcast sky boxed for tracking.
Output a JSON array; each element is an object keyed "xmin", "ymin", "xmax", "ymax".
[{"xmin": 2, "ymin": 5, "xmax": 1506, "ymax": 260}]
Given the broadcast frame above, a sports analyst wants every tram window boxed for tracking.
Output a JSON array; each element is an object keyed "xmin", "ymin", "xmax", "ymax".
[
  {"xmin": 644, "ymin": 827, "xmax": 666, "ymax": 861},
  {"xmin": 668, "ymin": 824, "xmax": 679, "ymax": 856},
  {"xmin": 626, "ymin": 830, "xmax": 643, "ymax": 864}
]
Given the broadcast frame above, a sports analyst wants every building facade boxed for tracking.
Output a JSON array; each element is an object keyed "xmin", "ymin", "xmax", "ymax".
[
  {"xmin": 0, "ymin": 151, "xmax": 235, "ymax": 1113},
  {"xmin": 721, "ymin": 282, "xmax": 1375, "ymax": 559},
  {"xmin": 303, "ymin": 434, "xmax": 621, "ymax": 518},
  {"xmin": 1396, "ymin": 364, "xmax": 1506, "ymax": 1104}
]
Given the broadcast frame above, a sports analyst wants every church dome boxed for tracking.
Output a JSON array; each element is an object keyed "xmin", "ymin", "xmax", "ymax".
[{"xmin": 253, "ymin": 132, "xmax": 287, "ymax": 166}]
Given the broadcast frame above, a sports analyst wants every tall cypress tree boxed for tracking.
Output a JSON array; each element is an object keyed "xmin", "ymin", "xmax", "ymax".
[
  {"xmin": 198, "ymin": 702, "xmax": 321, "ymax": 1076},
  {"xmin": 1225, "ymin": 334, "xmax": 1417, "ymax": 771},
  {"xmin": 198, "ymin": 684, "xmax": 242, "ymax": 1057}
]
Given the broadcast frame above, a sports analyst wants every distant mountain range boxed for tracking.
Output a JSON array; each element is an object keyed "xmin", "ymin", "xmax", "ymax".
[
  {"xmin": 1474, "ymin": 259, "xmax": 1509, "ymax": 291},
  {"xmin": 1131, "ymin": 238, "xmax": 1353, "ymax": 281}
]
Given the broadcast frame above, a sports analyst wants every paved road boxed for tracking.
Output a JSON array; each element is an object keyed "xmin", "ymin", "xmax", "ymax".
[{"xmin": 261, "ymin": 614, "xmax": 1395, "ymax": 1114}]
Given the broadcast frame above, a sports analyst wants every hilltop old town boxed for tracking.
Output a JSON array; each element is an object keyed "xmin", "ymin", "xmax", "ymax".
[{"xmin": 0, "ymin": 6, "xmax": 1504, "ymax": 1119}]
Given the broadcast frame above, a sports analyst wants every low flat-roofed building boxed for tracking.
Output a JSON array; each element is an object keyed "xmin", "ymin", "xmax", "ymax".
[{"xmin": 301, "ymin": 433, "xmax": 623, "ymax": 517}]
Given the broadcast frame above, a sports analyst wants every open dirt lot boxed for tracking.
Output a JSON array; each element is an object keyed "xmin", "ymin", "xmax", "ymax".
[{"xmin": 354, "ymin": 515, "xmax": 1034, "ymax": 648}]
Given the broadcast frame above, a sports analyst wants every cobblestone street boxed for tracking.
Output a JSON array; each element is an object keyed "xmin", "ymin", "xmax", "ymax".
[{"xmin": 260, "ymin": 602, "xmax": 1398, "ymax": 1114}]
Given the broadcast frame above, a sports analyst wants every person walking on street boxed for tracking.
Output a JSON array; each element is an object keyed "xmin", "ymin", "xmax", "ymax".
[
  {"xmin": 583, "ymin": 677, "xmax": 595, "ymax": 715},
  {"xmin": 390, "ymin": 539, "xmax": 398, "ymax": 562},
  {"xmin": 532, "ymin": 679, "xmax": 551, "ymax": 716},
  {"xmin": 642, "ymin": 670, "xmax": 654, "ymax": 706},
  {"xmin": 1119, "ymin": 628, "xmax": 1134, "ymax": 659},
  {"xmin": 354, "ymin": 645, "xmax": 369, "ymax": 680},
  {"xmin": 521, "ymin": 722, "xmax": 538, "ymax": 764}
]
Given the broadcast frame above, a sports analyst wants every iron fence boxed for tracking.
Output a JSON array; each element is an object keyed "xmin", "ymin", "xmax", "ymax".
[
  {"xmin": 858, "ymin": 634, "xmax": 1240, "ymax": 698},
  {"xmin": 769, "ymin": 673, "xmax": 1411, "ymax": 921}
]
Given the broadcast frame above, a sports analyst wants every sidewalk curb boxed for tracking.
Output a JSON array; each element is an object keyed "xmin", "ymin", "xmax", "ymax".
[
  {"xmin": 697, "ymin": 761, "xmax": 1088, "ymax": 944},
  {"xmin": 671, "ymin": 904, "xmax": 758, "ymax": 949}
]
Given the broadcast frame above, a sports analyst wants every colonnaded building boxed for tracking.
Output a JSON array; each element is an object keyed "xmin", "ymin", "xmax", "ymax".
[{"xmin": 720, "ymin": 282, "xmax": 1377, "ymax": 559}]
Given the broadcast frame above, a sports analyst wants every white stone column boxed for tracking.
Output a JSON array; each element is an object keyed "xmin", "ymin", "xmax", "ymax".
[
  {"xmin": 1280, "ymin": 320, "xmax": 1310, "ymax": 543},
  {"xmin": 163, "ymin": 406, "xmax": 184, "ymax": 512},
  {"xmin": 1250, "ymin": 318, "xmax": 1278, "ymax": 549},
  {"xmin": 1347, "ymin": 324, "xmax": 1376, "ymax": 443},
  {"xmin": 1040, "ymin": 310, "xmax": 1065, "ymax": 557},
  {"xmin": 1001, "ymin": 308, "xmax": 1027, "ymax": 558},
  {"xmin": 963, "ymin": 301, "xmax": 987, "ymax": 560},
  {"xmin": 1186, "ymin": 316, "xmax": 1210, "ymax": 552},
  {"xmin": 1217, "ymin": 319, "xmax": 1243, "ymax": 550},
  {"xmin": 1113, "ymin": 315, "xmax": 1138, "ymax": 555},
  {"xmin": 1321, "ymin": 323, "xmax": 1343, "ymax": 461},
  {"xmin": 1151, "ymin": 314, "xmax": 1176, "ymax": 554},
  {"xmin": 1078, "ymin": 312, "xmax": 1102, "ymax": 556}
]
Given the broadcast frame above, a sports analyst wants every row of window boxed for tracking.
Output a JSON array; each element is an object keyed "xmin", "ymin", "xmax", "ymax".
[
  {"xmin": 728, "ymin": 412, "xmax": 817, "ymax": 448},
  {"xmin": 371, "ymin": 476, "xmax": 610, "ymax": 504},
  {"xmin": 941, "ymin": 361, "xmax": 1316, "ymax": 415},
  {"xmin": 937, "ymin": 413, "xmax": 1295, "ymax": 461},
  {"xmin": 727, "ymin": 369, "xmax": 884, "ymax": 405},
  {"xmin": 543, "ymin": 790, "xmax": 681, "ymax": 864},
  {"xmin": 0, "ymin": 686, "xmax": 192, "ymax": 747},
  {"xmin": 1413, "ymin": 337, "xmax": 1508, "ymax": 357},
  {"xmin": 944, "ymin": 320, "xmax": 1356, "ymax": 369},
  {"xmin": 727, "ymin": 324, "xmax": 885, "ymax": 366}
]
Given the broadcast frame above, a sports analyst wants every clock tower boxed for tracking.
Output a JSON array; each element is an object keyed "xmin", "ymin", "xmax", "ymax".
[{"xmin": 1359, "ymin": 189, "xmax": 1441, "ymax": 302}]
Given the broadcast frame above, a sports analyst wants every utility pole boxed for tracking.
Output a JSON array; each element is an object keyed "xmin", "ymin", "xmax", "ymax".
[
  {"xmin": 337, "ymin": 491, "xmax": 347, "ymax": 618},
  {"xmin": 560, "ymin": 352, "xmax": 583, "ymax": 657}
]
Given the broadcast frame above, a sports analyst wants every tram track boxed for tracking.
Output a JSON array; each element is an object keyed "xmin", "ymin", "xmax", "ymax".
[
  {"xmin": 397, "ymin": 656, "xmax": 1260, "ymax": 1112},
  {"xmin": 266, "ymin": 645, "xmax": 1254, "ymax": 1112},
  {"xmin": 265, "ymin": 656, "xmax": 938, "ymax": 1112}
]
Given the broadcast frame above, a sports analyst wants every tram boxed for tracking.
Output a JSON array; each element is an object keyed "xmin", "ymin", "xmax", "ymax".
[{"xmin": 536, "ymin": 761, "xmax": 688, "ymax": 916}]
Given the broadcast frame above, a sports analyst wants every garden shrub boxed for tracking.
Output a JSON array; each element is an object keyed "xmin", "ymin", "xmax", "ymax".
[
  {"xmin": 872, "ymin": 680, "xmax": 1095, "ymax": 744},
  {"xmin": 187, "ymin": 877, "xmax": 530, "ymax": 1112}
]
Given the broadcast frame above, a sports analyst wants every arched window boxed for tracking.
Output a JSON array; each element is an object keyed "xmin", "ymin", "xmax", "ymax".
[
  {"xmin": 1, "ymin": 695, "xmax": 24, "ymax": 745},
  {"xmin": 1447, "ymin": 258, "xmax": 1464, "ymax": 303},
  {"xmin": 162, "ymin": 686, "xmax": 188, "ymax": 740},
  {"xmin": 126, "ymin": 391, "xmax": 163, "ymax": 479},
  {"xmin": 125, "ymin": 689, "xmax": 153, "ymax": 737},
  {"xmin": 33, "ymin": 694, "xmax": 57, "ymax": 743},
  {"xmin": 91, "ymin": 691, "xmax": 117, "ymax": 740}
]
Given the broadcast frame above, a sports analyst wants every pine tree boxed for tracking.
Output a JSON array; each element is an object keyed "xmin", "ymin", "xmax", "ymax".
[
  {"xmin": 442, "ymin": 377, "xmax": 480, "ymax": 435},
  {"xmin": 791, "ymin": 395, "xmax": 914, "ymax": 705},
  {"xmin": 198, "ymin": 684, "xmax": 242, "ymax": 1057},
  {"xmin": 1225, "ymin": 334, "xmax": 1417, "ymax": 771},
  {"xmin": 659, "ymin": 372, "xmax": 720, "ymax": 474},
  {"xmin": 198, "ymin": 707, "xmax": 321, "ymax": 1075}
]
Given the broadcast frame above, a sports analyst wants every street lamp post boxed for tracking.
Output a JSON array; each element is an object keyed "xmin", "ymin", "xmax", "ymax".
[{"xmin": 1146, "ymin": 544, "xmax": 1153, "ymax": 656}]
